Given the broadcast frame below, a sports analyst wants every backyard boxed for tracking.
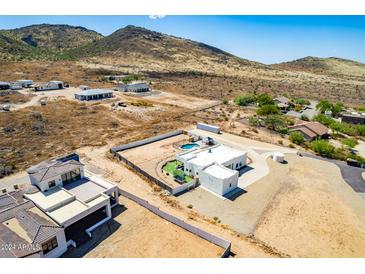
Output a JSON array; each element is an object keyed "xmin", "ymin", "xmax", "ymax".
[{"xmin": 162, "ymin": 160, "xmax": 193, "ymax": 183}]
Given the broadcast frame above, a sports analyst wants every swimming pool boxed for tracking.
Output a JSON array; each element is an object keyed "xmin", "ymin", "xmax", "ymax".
[{"xmin": 180, "ymin": 143, "xmax": 200, "ymax": 150}]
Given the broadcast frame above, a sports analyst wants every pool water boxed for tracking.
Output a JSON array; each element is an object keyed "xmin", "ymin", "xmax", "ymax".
[{"xmin": 180, "ymin": 143, "xmax": 200, "ymax": 150}]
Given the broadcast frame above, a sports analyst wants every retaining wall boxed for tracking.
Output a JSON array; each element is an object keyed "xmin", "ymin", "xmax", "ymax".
[{"xmin": 119, "ymin": 188, "xmax": 231, "ymax": 258}]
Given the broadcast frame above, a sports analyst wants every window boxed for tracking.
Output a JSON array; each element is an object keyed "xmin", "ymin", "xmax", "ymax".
[
  {"xmin": 229, "ymin": 183, "xmax": 232, "ymax": 188},
  {"xmin": 42, "ymin": 237, "xmax": 58, "ymax": 255},
  {"xmin": 48, "ymin": 180, "xmax": 56, "ymax": 188},
  {"xmin": 61, "ymin": 168, "xmax": 81, "ymax": 186}
]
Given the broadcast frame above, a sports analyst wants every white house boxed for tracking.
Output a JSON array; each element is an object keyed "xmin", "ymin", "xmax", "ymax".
[
  {"xmin": 24, "ymin": 154, "xmax": 119, "ymax": 247},
  {"xmin": 176, "ymin": 144, "xmax": 246, "ymax": 196},
  {"xmin": 34, "ymin": 81, "xmax": 65, "ymax": 91},
  {"xmin": 199, "ymin": 163, "xmax": 238, "ymax": 196},
  {"xmin": 74, "ymin": 89, "xmax": 113, "ymax": 101},
  {"xmin": 119, "ymin": 82, "xmax": 150, "ymax": 93},
  {"xmin": 16, "ymin": 79, "xmax": 33, "ymax": 88}
]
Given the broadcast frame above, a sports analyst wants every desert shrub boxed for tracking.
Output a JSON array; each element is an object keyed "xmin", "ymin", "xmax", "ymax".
[
  {"xmin": 330, "ymin": 121, "xmax": 356, "ymax": 136},
  {"xmin": 310, "ymin": 139, "xmax": 335, "ymax": 157},
  {"xmin": 27, "ymin": 111, "xmax": 43, "ymax": 121},
  {"xmin": 256, "ymin": 93, "xmax": 274, "ymax": 106},
  {"xmin": 257, "ymin": 104, "xmax": 280, "ymax": 116},
  {"xmin": 295, "ymin": 98, "xmax": 310, "ymax": 105},
  {"xmin": 341, "ymin": 138, "xmax": 358, "ymax": 148},
  {"xmin": 187, "ymin": 204, "xmax": 193, "ymax": 209},
  {"xmin": 223, "ymin": 98, "xmax": 229, "ymax": 105},
  {"xmin": 131, "ymin": 100, "xmax": 153, "ymax": 107},
  {"xmin": 289, "ymin": 131, "xmax": 305, "ymax": 145},
  {"xmin": 277, "ymin": 128, "xmax": 289, "ymax": 135},
  {"xmin": 313, "ymin": 114, "xmax": 334, "ymax": 126},
  {"xmin": 248, "ymin": 116, "xmax": 262, "ymax": 127},
  {"xmin": 355, "ymin": 125, "xmax": 365, "ymax": 136},
  {"xmin": 234, "ymin": 93, "xmax": 256, "ymax": 106},
  {"xmin": 31, "ymin": 121, "xmax": 45, "ymax": 135},
  {"xmin": 300, "ymin": 114, "xmax": 310, "ymax": 121},
  {"xmin": 278, "ymin": 140, "xmax": 283, "ymax": 145}
]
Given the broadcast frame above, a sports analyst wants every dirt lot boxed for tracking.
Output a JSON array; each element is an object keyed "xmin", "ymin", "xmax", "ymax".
[
  {"xmin": 0, "ymin": 98, "xmax": 191, "ymax": 175},
  {"xmin": 64, "ymin": 197, "xmax": 224, "ymax": 258}
]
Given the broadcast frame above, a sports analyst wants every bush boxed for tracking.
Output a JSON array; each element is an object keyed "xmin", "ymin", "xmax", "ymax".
[
  {"xmin": 257, "ymin": 93, "xmax": 274, "ymax": 106},
  {"xmin": 289, "ymin": 132, "xmax": 305, "ymax": 145},
  {"xmin": 341, "ymin": 138, "xmax": 358, "ymax": 148},
  {"xmin": 295, "ymin": 98, "xmax": 310, "ymax": 105},
  {"xmin": 257, "ymin": 104, "xmax": 280, "ymax": 115},
  {"xmin": 300, "ymin": 114, "xmax": 310, "ymax": 121},
  {"xmin": 277, "ymin": 128, "xmax": 289, "ymax": 135},
  {"xmin": 355, "ymin": 125, "xmax": 365, "ymax": 136},
  {"xmin": 310, "ymin": 139, "xmax": 335, "ymax": 157},
  {"xmin": 248, "ymin": 116, "xmax": 262, "ymax": 127},
  {"xmin": 234, "ymin": 93, "xmax": 256, "ymax": 106},
  {"xmin": 223, "ymin": 98, "xmax": 229, "ymax": 105}
]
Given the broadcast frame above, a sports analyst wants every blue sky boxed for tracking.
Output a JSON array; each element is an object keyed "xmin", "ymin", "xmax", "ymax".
[{"xmin": 0, "ymin": 15, "xmax": 364, "ymax": 64}]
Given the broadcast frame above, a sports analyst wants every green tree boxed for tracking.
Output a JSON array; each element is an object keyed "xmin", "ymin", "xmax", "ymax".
[
  {"xmin": 310, "ymin": 139, "xmax": 335, "ymax": 157},
  {"xmin": 264, "ymin": 115, "xmax": 287, "ymax": 131},
  {"xmin": 289, "ymin": 132, "xmax": 305, "ymax": 145},
  {"xmin": 257, "ymin": 104, "xmax": 280, "ymax": 116},
  {"xmin": 256, "ymin": 93, "xmax": 274, "ymax": 106},
  {"xmin": 331, "ymin": 102, "xmax": 344, "ymax": 117},
  {"xmin": 234, "ymin": 93, "xmax": 256, "ymax": 106},
  {"xmin": 316, "ymin": 100, "xmax": 333, "ymax": 113}
]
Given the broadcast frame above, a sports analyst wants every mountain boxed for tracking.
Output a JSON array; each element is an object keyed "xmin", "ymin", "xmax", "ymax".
[
  {"xmin": 70, "ymin": 25, "xmax": 265, "ymax": 73},
  {"xmin": 0, "ymin": 24, "xmax": 103, "ymax": 60},
  {"xmin": 274, "ymin": 56, "xmax": 365, "ymax": 77}
]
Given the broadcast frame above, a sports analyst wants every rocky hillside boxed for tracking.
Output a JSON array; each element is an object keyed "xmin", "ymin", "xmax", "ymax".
[
  {"xmin": 274, "ymin": 56, "xmax": 365, "ymax": 78},
  {"xmin": 0, "ymin": 24, "xmax": 103, "ymax": 60},
  {"xmin": 71, "ymin": 25, "xmax": 265, "ymax": 73}
]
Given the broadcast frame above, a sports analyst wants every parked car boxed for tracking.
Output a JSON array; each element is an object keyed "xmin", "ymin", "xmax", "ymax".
[{"xmin": 346, "ymin": 158, "xmax": 362, "ymax": 168}]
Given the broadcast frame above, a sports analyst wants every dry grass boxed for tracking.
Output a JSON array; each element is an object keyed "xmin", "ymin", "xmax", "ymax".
[
  {"xmin": 0, "ymin": 98, "xmax": 193, "ymax": 173},
  {"xmin": 0, "ymin": 91, "xmax": 33, "ymax": 104}
]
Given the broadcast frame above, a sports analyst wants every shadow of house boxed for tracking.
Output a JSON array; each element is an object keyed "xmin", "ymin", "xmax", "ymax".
[
  {"xmin": 61, "ymin": 205, "xmax": 126, "ymax": 258},
  {"xmin": 224, "ymin": 187, "xmax": 247, "ymax": 201}
]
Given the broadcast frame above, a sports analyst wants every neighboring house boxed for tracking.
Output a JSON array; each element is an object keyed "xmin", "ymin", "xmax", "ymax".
[
  {"xmin": 119, "ymin": 82, "xmax": 150, "ymax": 93},
  {"xmin": 34, "ymin": 81, "xmax": 65, "ymax": 91},
  {"xmin": 274, "ymin": 96, "xmax": 293, "ymax": 111},
  {"xmin": 0, "ymin": 191, "xmax": 67, "ymax": 258},
  {"xmin": 288, "ymin": 122, "xmax": 329, "ymax": 140},
  {"xmin": 74, "ymin": 89, "xmax": 113, "ymax": 101},
  {"xmin": 16, "ymin": 80, "xmax": 33, "ymax": 88},
  {"xmin": 340, "ymin": 113, "xmax": 365, "ymax": 125},
  {"xmin": 24, "ymin": 153, "xmax": 119, "ymax": 247},
  {"xmin": 176, "ymin": 144, "xmax": 246, "ymax": 196}
]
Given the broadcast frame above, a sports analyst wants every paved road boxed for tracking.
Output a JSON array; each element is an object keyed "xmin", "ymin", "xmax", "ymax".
[{"xmin": 303, "ymin": 153, "xmax": 365, "ymax": 193}]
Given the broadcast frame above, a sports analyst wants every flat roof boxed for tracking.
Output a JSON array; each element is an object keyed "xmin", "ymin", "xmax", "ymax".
[
  {"xmin": 64, "ymin": 179, "xmax": 107, "ymax": 202},
  {"xmin": 203, "ymin": 164, "xmax": 237, "ymax": 179},
  {"xmin": 47, "ymin": 200, "xmax": 89, "ymax": 224},
  {"xmin": 24, "ymin": 187, "xmax": 73, "ymax": 211},
  {"xmin": 75, "ymin": 88, "xmax": 113, "ymax": 96},
  {"xmin": 180, "ymin": 145, "xmax": 246, "ymax": 167}
]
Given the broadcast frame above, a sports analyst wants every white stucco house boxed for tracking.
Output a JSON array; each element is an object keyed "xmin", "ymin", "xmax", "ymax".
[
  {"xmin": 176, "ymin": 144, "xmax": 246, "ymax": 196},
  {"xmin": 24, "ymin": 153, "xmax": 119, "ymax": 248}
]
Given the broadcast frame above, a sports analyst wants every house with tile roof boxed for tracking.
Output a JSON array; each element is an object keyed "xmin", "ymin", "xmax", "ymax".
[
  {"xmin": 24, "ymin": 154, "xmax": 119, "ymax": 247},
  {"xmin": 288, "ymin": 121, "xmax": 329, "ymax": 140},
  {"xmin": 0, "ymin": 191, "xmax": 67, "ymax": 258}
]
